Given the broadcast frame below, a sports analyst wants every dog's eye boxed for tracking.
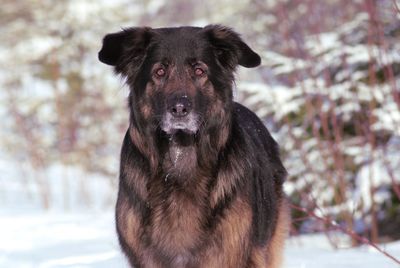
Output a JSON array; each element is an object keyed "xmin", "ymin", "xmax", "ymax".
[
  {"xmin": 155, "ymin": 68, "xmax": 166, "ymax": 77},
  {"xmin": 194, "ymin": 67, "xmax": 205, "ymax": 76}
]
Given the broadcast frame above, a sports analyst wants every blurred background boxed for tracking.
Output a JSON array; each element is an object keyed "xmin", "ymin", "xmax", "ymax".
[{"xmin": 1, "ymin": 0, "xmax": 400, "ymax": 267}]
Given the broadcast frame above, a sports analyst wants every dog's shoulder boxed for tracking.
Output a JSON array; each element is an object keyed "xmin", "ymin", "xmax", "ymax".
[
  {"xmin": 233, "ymin": 102, "xmax": 279, "ymax": 158},
  {"xmin": 232, "ymin": 102, "xmax": 287, "ymax": 245},
  {"xmin": 233, "ymin": 101, "xmax": 286, "ymax": 183}
]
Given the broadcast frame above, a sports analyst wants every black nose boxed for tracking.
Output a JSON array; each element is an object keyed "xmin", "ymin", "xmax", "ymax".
[{"xmin": 168, "ymin": 96, "xmax": 192, "ymax": 118}]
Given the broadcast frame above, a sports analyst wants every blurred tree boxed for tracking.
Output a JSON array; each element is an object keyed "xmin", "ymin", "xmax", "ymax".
[
  {"xmin": 0, "ymin": 0, "xmax": 134, "ymax": 207},
  {"xmin": 237, "ymin": 0, "xmax": 400, "ymax": 243}
]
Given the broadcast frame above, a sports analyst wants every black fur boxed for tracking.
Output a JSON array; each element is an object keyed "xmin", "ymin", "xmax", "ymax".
[{"xmin": 99, "ymin": 25, "xmax": 286, "ymax": 268}]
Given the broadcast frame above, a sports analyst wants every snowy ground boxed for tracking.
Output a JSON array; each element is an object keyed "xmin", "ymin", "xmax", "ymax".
[
  {"xmin": 0, "ymin": 211, "xmax": 127, "ymax": 268},
  {"xmin": 0, "ymin": 211, "xmax": 399, "ymax": 268}
]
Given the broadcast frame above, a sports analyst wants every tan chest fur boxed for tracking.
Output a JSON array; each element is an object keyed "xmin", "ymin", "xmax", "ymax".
[{"xmin": 149, "ymin": 189, "xmax": 207, "ymax": 255}]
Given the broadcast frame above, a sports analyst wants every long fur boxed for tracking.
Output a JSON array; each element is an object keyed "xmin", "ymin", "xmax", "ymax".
[{"xmin": 99, "ymin": 25, "xmax": 288, "ymax": 268}]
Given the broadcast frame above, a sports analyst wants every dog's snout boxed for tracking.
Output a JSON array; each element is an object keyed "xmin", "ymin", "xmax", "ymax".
[
  {"xmin": 162, "ymin": 94, "xmax": 198, "ymax": 134},
  {"xmin": 168, "ymin": 96, "xmax": 192, "ymax": 118}
]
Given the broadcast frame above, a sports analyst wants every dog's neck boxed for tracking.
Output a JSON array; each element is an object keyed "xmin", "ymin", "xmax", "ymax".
[
  {"xmin": 159, "ymin": 130, "xmax": 197, "ymax": 182},
  {"xmin": 162, "ymin": 142, "xmax": 197, "ymax": 181}
]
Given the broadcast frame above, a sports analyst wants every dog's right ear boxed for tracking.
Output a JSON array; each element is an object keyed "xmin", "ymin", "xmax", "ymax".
[
  {"xmin": 98, "ymin": 27, "xmax": 153, "ymax": 71},
  {"xmin": 98, "ymin": 31, "xmax": 127, "ymax": 66}
]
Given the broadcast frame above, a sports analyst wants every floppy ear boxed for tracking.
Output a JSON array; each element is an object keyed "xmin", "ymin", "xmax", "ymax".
[
  {"xmin": 203, "ymin": 25, "xmax": 261, "ymax": 69},
  {"xmin": 98, "ymin": 27, "xmax": 153, "ymax": 73},
  {"xmin": 98, "ymin": 31, "xmax": 127, "ymax": 66}
]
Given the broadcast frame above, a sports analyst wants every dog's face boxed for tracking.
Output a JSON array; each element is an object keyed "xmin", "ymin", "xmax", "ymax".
[{"xmin": 99, "ymin": 25, "xmax": 260, "ymax": 139}]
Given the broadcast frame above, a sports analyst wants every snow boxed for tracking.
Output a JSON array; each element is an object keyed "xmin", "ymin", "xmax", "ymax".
[
  {"xmin": 285, "ymin": 235, "xmax": 400, "ymax": 268},
  {"xmin": 0, "ymin": 212, "xmax": 128, "ymax": 268},
  {"xmin": 354, "ymin": 137, "xmax": 400, "ymax": 211},
  {"xmin": 13, "ymin": 36, "xmax": 62, "ymax": 62},
  {"xmin": 0, "ymin": 211, "xmax": 399, "ymax": 268}
]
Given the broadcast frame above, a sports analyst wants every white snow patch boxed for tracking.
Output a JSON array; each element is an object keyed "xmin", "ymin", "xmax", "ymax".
[
  {"xmin": 354, "ymin": 137, "xmax": 400, "ymax": 211},
  {"xmin": 39, "ymin": 251, "xmax": 119, "ymax": 268},
  {"xmin": 285, "ymin": 234, "xmax": 400, "ymax": 268},
  {"xmin": 0, "ymin": 212, "xmax": 128, "ymax": 268}
]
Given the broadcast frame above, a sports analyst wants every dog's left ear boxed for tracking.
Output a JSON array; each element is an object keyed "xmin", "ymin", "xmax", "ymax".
[{"xmin": 203, "ymin": 25, "xmax": 261, "ymax": 69}]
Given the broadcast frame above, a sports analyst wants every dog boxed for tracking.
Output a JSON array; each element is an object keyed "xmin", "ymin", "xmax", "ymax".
[{"xmin": 99, "ymin": 25, "xmax": 289, "ymax": 268}]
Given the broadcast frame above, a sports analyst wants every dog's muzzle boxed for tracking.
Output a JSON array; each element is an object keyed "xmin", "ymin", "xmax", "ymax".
[{"xmin": 161, "ymin": 95, "xmax": 199, "ymax": 134}]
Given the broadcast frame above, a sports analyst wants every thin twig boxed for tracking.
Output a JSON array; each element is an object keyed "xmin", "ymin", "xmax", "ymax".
[
  {"xmin": 393, "ymin": 0, "xmax": 400, "ymax": 14},
  {"xmin": 290, "ymin": 203, "xmax": 400, "ymax": 265}
]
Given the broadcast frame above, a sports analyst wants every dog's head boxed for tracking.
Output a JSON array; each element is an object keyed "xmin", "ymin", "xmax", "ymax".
[{"xmin": 99, "ymin": 25, "xmax": 260, "ymax": 139}]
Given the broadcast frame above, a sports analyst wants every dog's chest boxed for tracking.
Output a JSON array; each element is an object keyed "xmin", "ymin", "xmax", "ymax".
[{"xmin": 148, "ymin": 186, "xmax": 208, "ymax": 256}]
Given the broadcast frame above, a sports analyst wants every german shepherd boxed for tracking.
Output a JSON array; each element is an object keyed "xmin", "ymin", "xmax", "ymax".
[{"xmin": 99, "ymin": 25, "xmax": 288, "ymax": 268}]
